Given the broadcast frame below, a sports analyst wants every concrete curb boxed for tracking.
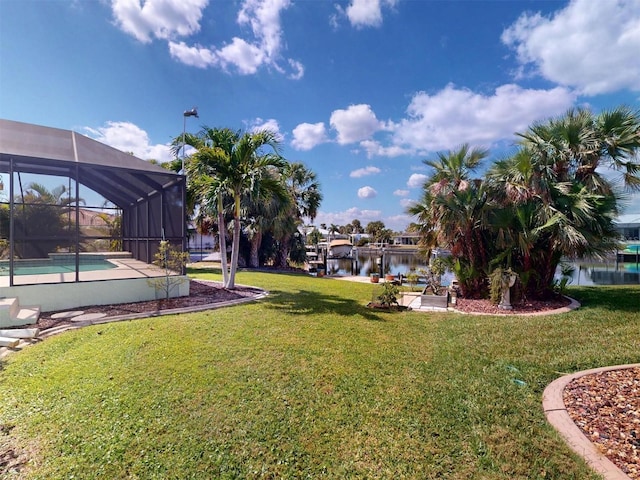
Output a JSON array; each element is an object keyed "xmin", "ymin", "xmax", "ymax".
[
  {"xmin": 447, "ymin": 296, "xmax": 581, "ymax": 316},
  {"xmin": 0, "ymin": 284, "xmax": 268, "ymax": 359},
  {"xmin": 543, "ymin": 364, "xmax": 640, "ymax": 480}
]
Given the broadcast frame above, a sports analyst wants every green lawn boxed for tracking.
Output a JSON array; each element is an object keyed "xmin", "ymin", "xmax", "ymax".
[{"xmin": 1, "ymin": 268, "xmax": 639, "ymax": 479}]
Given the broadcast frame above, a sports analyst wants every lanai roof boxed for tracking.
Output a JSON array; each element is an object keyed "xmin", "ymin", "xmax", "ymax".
[{"xmin": 0, "ymin": 119, "xmax": 182, "ymax": 208}]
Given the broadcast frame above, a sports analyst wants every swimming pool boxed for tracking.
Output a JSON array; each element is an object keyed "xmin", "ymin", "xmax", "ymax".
[{"xmin": 0, "ymin": 258, "xmax": 117, "ymax": 276}]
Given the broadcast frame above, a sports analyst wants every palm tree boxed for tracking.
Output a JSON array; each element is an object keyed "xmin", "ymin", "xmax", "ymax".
[
  {"xmin": 14, "ymin": 182, "xmax": 85, "ymax": 258},
  {"xmin": 188, "ymin": 128, "xmax": 285, "ymax": 288},
  {"xmin": 243, "ymin": 169, "xmax": 291, "ymax": 268},
  {"xmin": 408, "ymin": 145, "xmax": 491, "ymax": 296},
  {"xmin": 187, "ymin": 139, "xmax": 235, "ymax": 287},
  {"xmin": 273, "ymin": 162, "xmax": 322, "ymax": 268},
  {"xmin": 487, "ymin": 107, "xmax": 640, "ymax": 297}
]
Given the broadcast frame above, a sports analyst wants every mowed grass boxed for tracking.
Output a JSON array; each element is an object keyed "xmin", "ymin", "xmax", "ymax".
[{"xmin": 1, "ymin": 269, "xmax": 639, "ymax": 479}]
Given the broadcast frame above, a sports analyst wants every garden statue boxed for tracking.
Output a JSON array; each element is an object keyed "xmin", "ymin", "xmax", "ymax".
[{"xmin": 498, "ymin": 269, "xmax": 518, "ymax": 310}]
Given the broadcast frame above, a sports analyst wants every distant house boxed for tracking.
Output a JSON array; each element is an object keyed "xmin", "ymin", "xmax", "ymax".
[
  {"xmin": 392, "ymin": 232, "xmax": 420, "ymax": 246},
  {"xmin": 615, "ymin": 214, "xmax": 640, "ymax": 241},
  {"xmin": 78, "ymin": 208, "xmax": 112, "ymax": 227},
  {"xmin": 186, "ymin": 223, "xmax": 217, "ymax": 251}
]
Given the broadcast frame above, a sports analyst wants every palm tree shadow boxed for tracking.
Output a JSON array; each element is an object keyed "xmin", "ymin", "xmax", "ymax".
[
  {"xmin": 262, "ymin": 288, "xmax": 387, "ymax": 321},
  {"xmin": 571, "ymin": 286, "xmax": 640, "ymax": 313}
]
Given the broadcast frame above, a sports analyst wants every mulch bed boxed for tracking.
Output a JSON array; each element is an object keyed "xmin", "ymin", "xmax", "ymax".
[
  {"xmin": 35, "ymin": 280, "xmax": 263, "ymax": 331},
  {"xmin": 454, "ymin": 296, "xmax": 571, "ymax": 315},
  {"xmin": 564, "ymin": 367, "xmax": 640, "ymax": 479}
]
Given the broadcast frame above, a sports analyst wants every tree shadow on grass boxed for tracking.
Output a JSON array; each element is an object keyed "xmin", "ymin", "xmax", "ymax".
[
  {"xmin": 570, "ymin": 286, "xmax": 640, "ymax": 314},
  {"xmin": 261, "ymin": 288, "xmax": 389, "ymax": 321}
]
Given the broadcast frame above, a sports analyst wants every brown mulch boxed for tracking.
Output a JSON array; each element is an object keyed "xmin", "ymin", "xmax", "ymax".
[
  {"xmin": 454, "ymin": 296, "xmax": 572, "ymax": 315},
  {"xmin": 35, "ymin": 280, "xmax": 264, "ymax": 331},
  {"xmin": 564, "ymin": 367, "xmax": 640, "ymax": 479}
]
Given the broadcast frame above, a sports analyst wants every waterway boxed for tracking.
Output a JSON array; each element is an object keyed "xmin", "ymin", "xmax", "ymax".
[{"xmin": 323, "ymin": 250, "xmax": 640, "ymax": 286}]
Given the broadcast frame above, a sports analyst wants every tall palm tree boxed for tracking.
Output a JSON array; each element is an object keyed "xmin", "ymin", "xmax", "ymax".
[
  {"xmin": 273, "ymin": 162, "xmax": 322, "ymax": 269},
  {"xmin": 188, "ymin": 128, "xmax": 285, "ymax": 288},
  {"xmin": 188, "ymin": 140, "xmax": 235, "ymax": 287}
]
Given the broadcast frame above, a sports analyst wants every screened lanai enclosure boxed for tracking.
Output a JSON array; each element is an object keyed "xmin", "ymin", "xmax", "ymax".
[{"xmin": 0, "ymin": 119, "xmax": 188, "ymax": 313}]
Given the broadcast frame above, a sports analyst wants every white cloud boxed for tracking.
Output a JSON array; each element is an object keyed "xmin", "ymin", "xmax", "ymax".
[
  {"xmin": 393, "ymin": 83, "xmax": 576, "ymax": 153},
  {"xmin": 357, "ymin": 186, "xmax": 377, "ymax": 199},
  {"xmin": 112, "ymin": 0, "xmax": 303, "ymax": 78},
  {"xmin": 84, "ymin": 121, "xmax": 173, "ymax": 163},
  {"xmin": 407, "ymin": 173, "xmax": 428, "ymax": 189},
  {"xmin": 350, "ymin": 166, "xmax": 381, "ymax": 178},
  {"xmin": 238, "ymin": 0, "xmax": 288, "ymax": 60},
  {"xmin": 168, "ymin": 41, "xmax": 217, "ymax": 68},
  {"xmin": 287, "ymin": 59, "xmax": 305, "ymax": 80},
  {"xmin": 330, "ymin": 104, "xmax": 383, "ymax": 145},
  {"xmin": 394, "ymin": 189, "xmax": 409, "ymax": 196},
  {"xmin": 399, "ymin": 198, "xmax": 416, "ymax": 208},
  {"xmin": 315, "ymin": 207, "xmax": 382, "ymax": 227},
  {"xmin": 359, "ymin": 139, "xmax": 410, "ymax": 158},
  {"xmin": 339, "ymin": 0, "xmax": 398, "ymax": 29},
  {"xmin": 291, "ymin": 122, "xmax": 328, "ymax": 150},
  {"xmin": 249, "ymin": 117, "xmax": 281, "ymax": 135},
  {"xmin": 111, "ymin": 0, "xmax": 208, "ymax": 43},
  {"xmin": 215, "ymin": 37, "xmax": 266, "ymax": 74},
  {"xmin": 385, "ymin": 213, "xmax": 412, "ymax": 231},
  {"xmin": 502, "ymin": 0, "xmax": 640, "ymax": 95}
]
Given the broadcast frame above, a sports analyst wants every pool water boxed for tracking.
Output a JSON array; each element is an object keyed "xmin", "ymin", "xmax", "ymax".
[{"xmin": 0, "ymin": 260, "xmax": 117, "ymax": 276}]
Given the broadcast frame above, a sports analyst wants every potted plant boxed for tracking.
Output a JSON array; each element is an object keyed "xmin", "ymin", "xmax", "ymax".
[
  {"xmin": 370, "ymin": 272, "xmax": 380, "ymax": 283},
  {"xmin": 419, "ymin": 258, "xmax": 449, "ymax": 308},
  {"xmin": 367, "ymin": 282, "xmax": 401, "ymax": 310}
]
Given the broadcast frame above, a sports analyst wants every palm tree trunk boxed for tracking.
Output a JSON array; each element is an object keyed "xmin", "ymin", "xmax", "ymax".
[
  {"xmin": 275, "ymin": 232, "xmax": 291, "ymax": 269},
  {"xmin": 249, "ymin": 230, "xmax": 262, "ymax": 268},
  {"xmin": 217, "ymin": 193, "xmax": 229, "ymax": 286},
  {"xmin": 227, "ymin": 194, "xmax": 242, "ymax": 289}
]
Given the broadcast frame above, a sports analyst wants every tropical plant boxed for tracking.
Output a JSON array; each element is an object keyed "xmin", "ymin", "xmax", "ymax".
[
  {"xmin": 408, "ymin": 144, "xmax": 491, "ymax": 297},
  {"xmin": 147, "ymin": 240, "xmax": 189, "ymax": 301},
  {"xmin": 187, "ymin": 128, "xmax": 286, "ymax": 288},
  {"xmin": 242, "ymin": 169, "xmax": 291, "ymax": 268},
  {"xmin": 375, "ymin": 281, "xmax": 399, "ymax": 308},
  {"xmin": 420, "ymin": 257, "xmax": 448, "ymax": 296},
  {"xmin": 410, "ymin": 108, "xmax": 640, "ymax": 300},
  {"xmin": 365, "ymin": 220, "xmax": 393, "ymax": 245},
  {"xmin": 273, "ymin": 162, "xmax": 322, "ymax": 269},
  {"xmin": 94, "ymin": 211, "xmax": 122, "ymax": 252},
  {"xmin": 13, "ymin": 182, "xmax": 84, "ymax": 258},
  {"xmin": 405, "ymin": 270, "xmax": 419, "ymax": 291},
  {"xmin": 487, "ymin": 107, "xmax": 640, "ymax": 297}
]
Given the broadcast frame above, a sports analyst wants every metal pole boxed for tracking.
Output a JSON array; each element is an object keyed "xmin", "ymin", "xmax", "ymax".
[{"xmin": 182, "ymin": 115, "xmax": 187, "ymax": 174}]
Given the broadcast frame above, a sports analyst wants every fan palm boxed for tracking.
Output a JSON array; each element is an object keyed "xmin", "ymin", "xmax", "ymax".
[{"xmin": 488, "ymin": 107, "xmax": 640, "ymax": 297}]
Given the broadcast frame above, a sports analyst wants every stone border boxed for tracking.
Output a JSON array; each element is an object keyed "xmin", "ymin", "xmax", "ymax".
[
  {"xmin": 543, "ymin": 364, "xmax": 640, "ymax": 480},
  {"xmin": 447, "ymin": 296, "xmax": 581, "ymax": 316},
  {"xmin": 0, "ymin": 284, "xmax": 268, "ymax": 359}
]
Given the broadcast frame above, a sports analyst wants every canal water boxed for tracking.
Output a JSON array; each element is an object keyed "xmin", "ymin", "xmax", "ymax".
[{"xmin": 324, "ymin": 250, "xmax": 640, "ymax": 286}]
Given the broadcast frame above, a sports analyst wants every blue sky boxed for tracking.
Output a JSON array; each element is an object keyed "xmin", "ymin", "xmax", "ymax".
[{"xmin": 1, "ymin": 0, "xmax": 639, "ymax": 230}]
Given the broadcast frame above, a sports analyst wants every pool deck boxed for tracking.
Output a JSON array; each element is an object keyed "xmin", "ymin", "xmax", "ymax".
[{"xmin": 0, "ymin": 257, "xmax": 169, "ymax": 287}]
